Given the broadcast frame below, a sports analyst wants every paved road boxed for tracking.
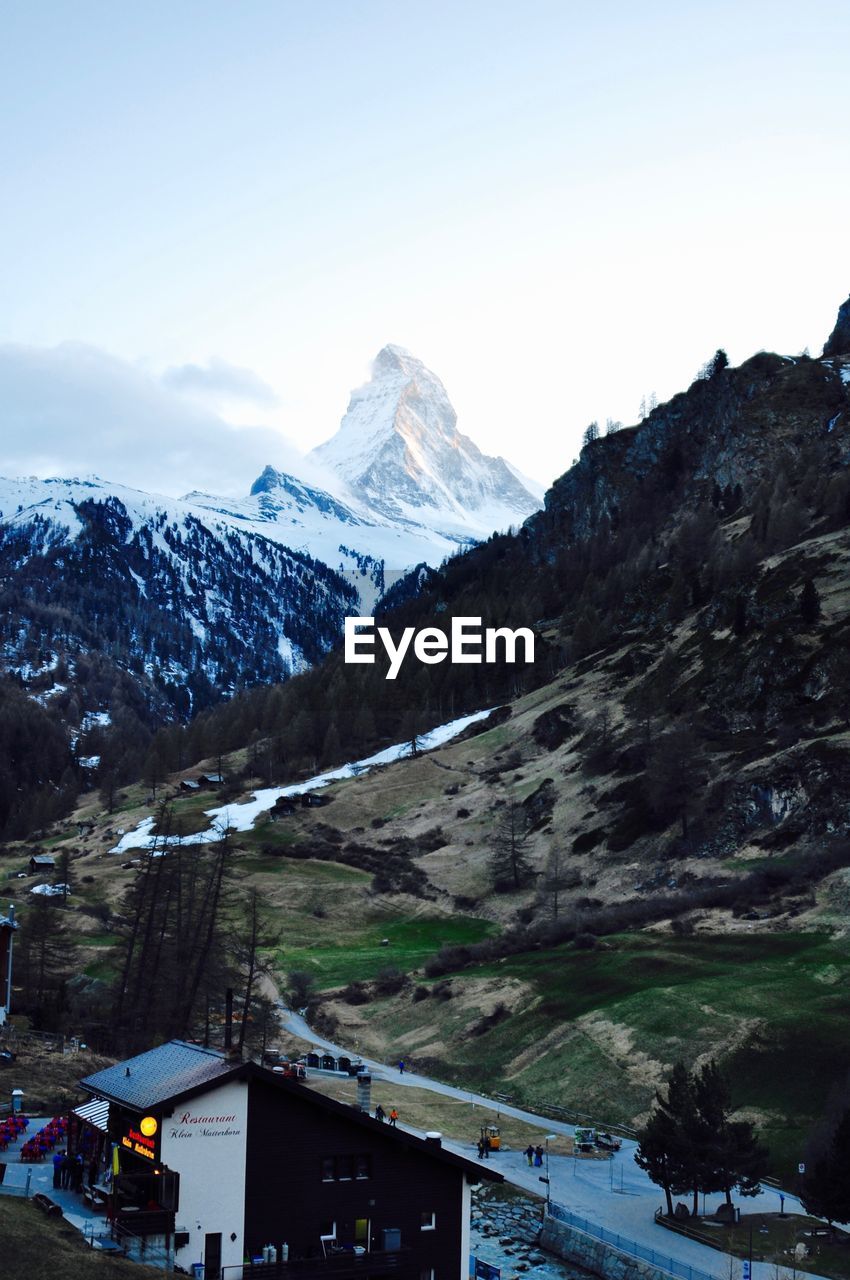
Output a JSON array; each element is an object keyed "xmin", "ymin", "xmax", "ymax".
[{"xmin": 281, "ymin": 1007, "xmax": 830, "ymax": 1280}]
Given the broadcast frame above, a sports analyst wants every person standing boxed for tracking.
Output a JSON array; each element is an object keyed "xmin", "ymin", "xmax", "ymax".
[
  {"xmin": 477, "ymin": 1138, "xmax": 485, "ymax": 1160},
  {"xmin": 389, "ymin": 1108, "xmax": 399, "ymax": 1127},
  {"xmin": 398, "ymin": 1059, "xmax": 405, "ymax": 1074},
  {"xmin": 52, "ymin": 1150, "xmax": 63, "ymax": 1189},
  {"xmin": 375, "ymin": 1104, "xmax": 386, "ymax": 1122},
  {"xmin": 524, "ymin": 1144, "xmax": 534, "ymax": 1167},
  {"xmin": 534, "ymin": 1145, "xmax": 543, "ymax": 1167}
]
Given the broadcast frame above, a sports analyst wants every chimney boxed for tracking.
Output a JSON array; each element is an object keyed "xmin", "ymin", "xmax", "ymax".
[
  {"xmin": 425, "ymin": 1131, "xmax": 442, "ymax": 1147},
  {"xmin": 224, "ymin": 988, "xmax": 233, "ymax": 1054},
  {"xmin": 356, "ymin": 1072, "xmax": 372, "ymax": 1113}
]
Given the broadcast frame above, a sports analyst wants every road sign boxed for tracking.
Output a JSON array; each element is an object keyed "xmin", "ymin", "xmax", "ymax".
[{"xmin": 473, "ymin": 1260, "xmax": 501, "ymax": 1280}]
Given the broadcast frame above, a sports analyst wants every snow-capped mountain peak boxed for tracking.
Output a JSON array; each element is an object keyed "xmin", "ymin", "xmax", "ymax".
[{"xmin": 310, "ymin": 345, "xmax": 542, "ymax": 538}]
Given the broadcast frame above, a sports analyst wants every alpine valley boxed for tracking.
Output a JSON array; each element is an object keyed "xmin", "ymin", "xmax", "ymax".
[{"xmin": 3, "ymin": 297, "xmax": 850, "ymax": 1193}]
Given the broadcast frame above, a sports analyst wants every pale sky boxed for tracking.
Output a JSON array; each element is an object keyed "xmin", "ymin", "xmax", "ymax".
[{"xmin": 2, "ymin": 0, "xmax": 849, "ymax": 496}]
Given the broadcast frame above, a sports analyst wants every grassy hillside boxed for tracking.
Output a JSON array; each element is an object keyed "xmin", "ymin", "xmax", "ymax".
[
  {"xmin": 317, "ymin": 930, "xmax": 849, "ymax": 1180},
  {"xmin": 0, "ymin": 1199, "xmax": 160, "ymax": 1280}
]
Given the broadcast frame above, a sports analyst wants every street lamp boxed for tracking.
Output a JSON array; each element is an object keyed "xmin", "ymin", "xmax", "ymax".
[{"xmin": 537, "ymin": 1134, "xmax": 556, "ymax": 1212}]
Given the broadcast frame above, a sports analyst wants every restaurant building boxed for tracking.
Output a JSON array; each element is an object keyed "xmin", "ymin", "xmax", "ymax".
[{"xmin": 78, "ymin": 1040, "xmax": 501, "ymax": 1279}]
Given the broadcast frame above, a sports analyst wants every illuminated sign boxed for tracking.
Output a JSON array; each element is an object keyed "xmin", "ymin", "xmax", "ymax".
[{"xmin": 119, "ymin": 1113, "xmax": 161, "ymax": 1164}]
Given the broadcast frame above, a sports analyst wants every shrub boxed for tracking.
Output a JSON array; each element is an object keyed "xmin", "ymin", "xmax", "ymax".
[
  {"xmin": 341, "ymin": 982, "xmax": 370, "ymax": 1005},
  {"xmin": 374, "ymin": 966, "xmax": 406, "ymax": 996}
]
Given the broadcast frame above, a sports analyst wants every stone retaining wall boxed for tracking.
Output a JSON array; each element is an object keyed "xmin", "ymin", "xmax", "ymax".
[{"xmin": 540, "ymin": 1214, "xmax": 681, "ymax": 1280}]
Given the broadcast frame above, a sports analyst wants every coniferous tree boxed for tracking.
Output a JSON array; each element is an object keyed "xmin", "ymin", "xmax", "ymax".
[
  {"xmin": 800, "ymin": 1108, "xmax": 850, "ymax": 1227},
  {"xmin": 692, "ymin": 1060, "xmax": 766, "ymax": 1210},
  {"xmin": 646, "ymin": 723, "xmax": 705, "ymax": 840},
  {"xmin": 232, "ymin": 888, "xmax": 281, "ymax": 1055},
  {"xmin": 635, "ymin": 1062, "xmax": 700, "ymax": 1216},
  {"xmin": 55, "ymin": 849, "xmax": 72, "ymax": 903},
  {"xmin": 637, "ymin": 1061, "xmax": 766, "ymax": 1216},
  {"xmin": 16, "ymin": 895, "xmax": 76, "ymax": 1028},
  {"xmin": 538, "ymin": 843, "xmax": 576, "ymax": 920},
  {"xmin": 491, "ymin": 800, "xmax": 533, "ymax": 891},
  {"xmin": 800, "ymin": 578, "xmax": 821, "ymax": 626}
]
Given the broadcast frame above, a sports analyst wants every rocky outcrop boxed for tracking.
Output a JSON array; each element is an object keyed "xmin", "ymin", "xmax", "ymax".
[{"xmin": 823, "ymin": 293, "xmax": 850, "ymax": 357}]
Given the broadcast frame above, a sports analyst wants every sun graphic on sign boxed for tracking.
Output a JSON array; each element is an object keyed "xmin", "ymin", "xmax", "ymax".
[{"xmin": 140, "ymin": 1116, "xmax": 158, "ymax": 1138}]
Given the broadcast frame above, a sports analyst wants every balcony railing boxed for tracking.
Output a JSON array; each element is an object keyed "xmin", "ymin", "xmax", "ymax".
[
  {"xmin": 114, "ymin": 1207, "xmax": 176, "ymax": 1237},
  {"xmin": 224, "ymin": 1246, "xmax": 413, "ymax": 1280}
]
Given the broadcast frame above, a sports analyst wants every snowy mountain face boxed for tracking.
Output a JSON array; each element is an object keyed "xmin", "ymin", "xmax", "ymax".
[
  {"xmin": 0, "ymin": 475, "xmax": 359, "ymax": 721},
  {"xmin": 184, "ymin": 462, "xmax": 464, "ymax": 607},
  {"xmin": 311, "ymin": 345, "xmax": 542, "ymax": 539},
  {"xmin": 0, "ymin": 456, "xmax": 471, "ymax": 730}
]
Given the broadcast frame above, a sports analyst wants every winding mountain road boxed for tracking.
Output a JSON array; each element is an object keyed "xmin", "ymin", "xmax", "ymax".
[{"xmin": 280, "ymin": 1006, "xmax": 830, "ymax": 1280}]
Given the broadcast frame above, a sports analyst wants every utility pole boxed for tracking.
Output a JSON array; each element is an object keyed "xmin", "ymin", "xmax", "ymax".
[{"xmin": 1, "ymin": 905, "xmax": 17, "ymax": 1025}]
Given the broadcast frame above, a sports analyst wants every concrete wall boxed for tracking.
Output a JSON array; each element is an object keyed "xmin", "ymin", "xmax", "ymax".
[{"xmin": 540, "ymin": 1214, "xmax": 680, "ymax": 1280}]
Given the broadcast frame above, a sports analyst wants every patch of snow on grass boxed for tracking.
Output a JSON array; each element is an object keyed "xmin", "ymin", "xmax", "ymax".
[{"xmin": 110, "ymin": 708, "xmax": 493, "ymax": 854}]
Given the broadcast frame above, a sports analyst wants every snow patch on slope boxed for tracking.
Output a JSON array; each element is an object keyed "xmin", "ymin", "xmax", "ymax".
[{"xmin": 110, "ymin": 708, "xmax": 493, "ymax": 853}]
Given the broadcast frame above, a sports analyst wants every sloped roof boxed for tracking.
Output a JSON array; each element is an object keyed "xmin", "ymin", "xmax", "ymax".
[
  {"xmin": 80, "ymin": 1040, "xmax": 241, "ymax": 1111},
  {"xmin": 250, "ymin": 1064, "xmax": 503, "ymax": 1185}
]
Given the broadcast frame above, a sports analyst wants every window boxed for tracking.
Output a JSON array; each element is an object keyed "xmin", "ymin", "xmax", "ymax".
[
  {"xmin": 420, "ymin": 1210, "xmax": 436, "ymax": 1231},
  {"xmin": 354, "ymin": 1218, "xmax": 370, "ymax": 1248},
  {"xmin": 321, "ymin": 1154, "xmax": 371, "ymax": 1182}
]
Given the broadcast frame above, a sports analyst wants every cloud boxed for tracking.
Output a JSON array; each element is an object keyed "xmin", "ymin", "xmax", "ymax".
[
  {"xmin": 161, "ymin": 356, "xmax": 280, "ymax": 409},
  {"xmin": 0, "ymin": 342, "xmax": 307, "ymax": 498}
]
